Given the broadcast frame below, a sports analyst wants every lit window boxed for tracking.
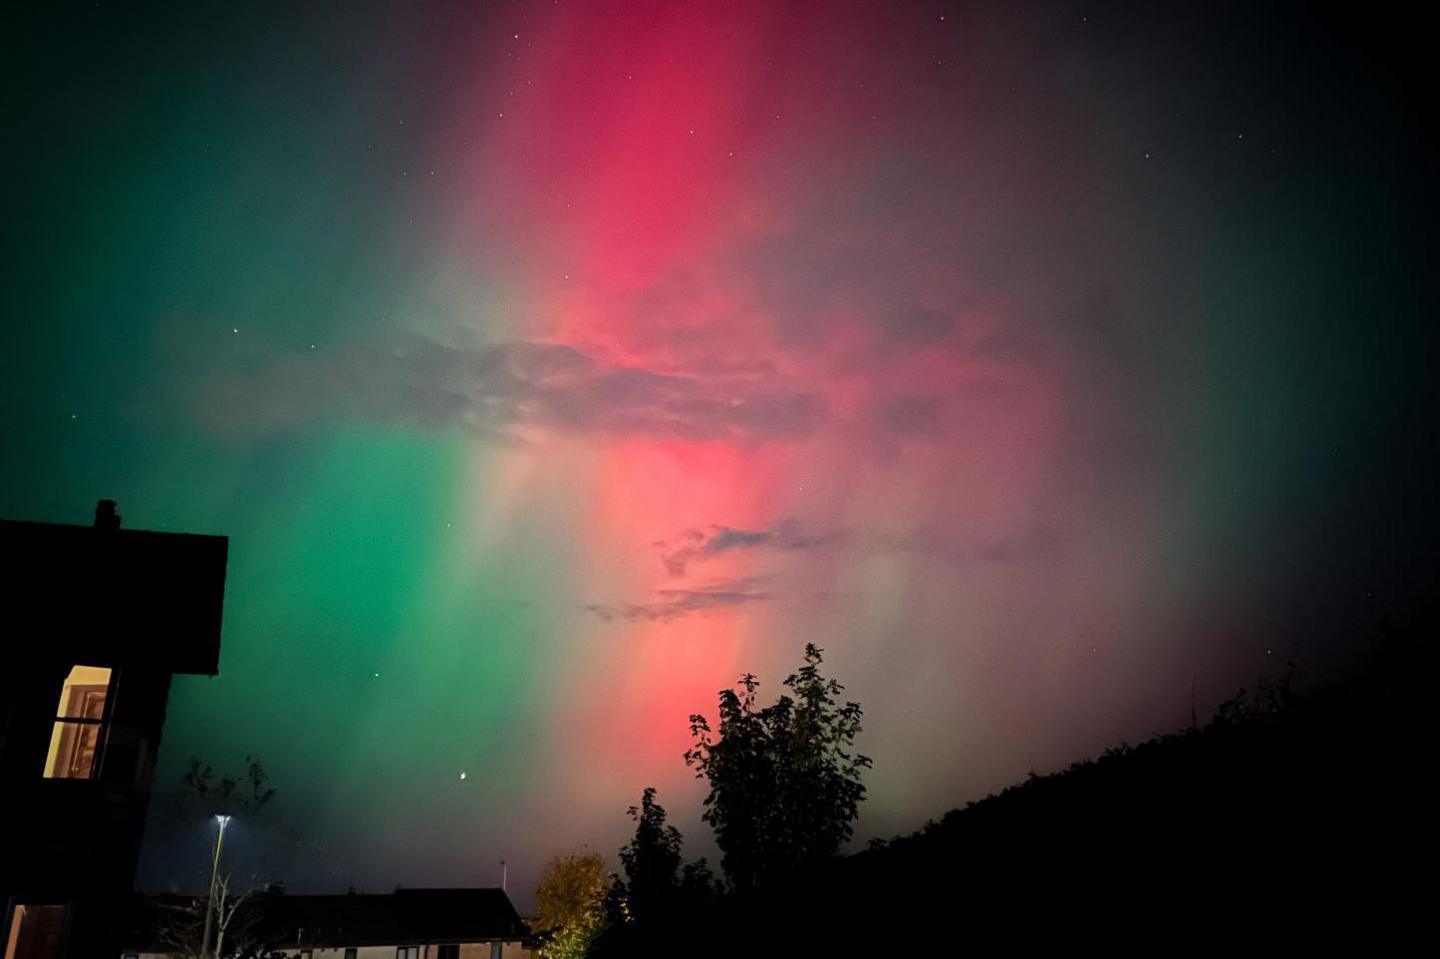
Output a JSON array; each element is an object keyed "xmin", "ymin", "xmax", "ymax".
[
  {"xmin": 396, "ymin": 948, "xmax": 420, "ymax": 959},
  {"xmin": 3, "ymin": 903, "xmax": 66, "ymax": 959},
  {"xmin": 43, "ymin": 665, "xmax": 114, "ymax": 779}
]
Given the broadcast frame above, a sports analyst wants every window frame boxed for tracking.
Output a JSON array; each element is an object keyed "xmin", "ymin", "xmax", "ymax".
[
  {"xmin": 2, "ymin": 899, "xmax": 71, "ymax": 959},
  {"xmin": 42, "ymin": 665, "xmax": 120, "ymax": 781}
]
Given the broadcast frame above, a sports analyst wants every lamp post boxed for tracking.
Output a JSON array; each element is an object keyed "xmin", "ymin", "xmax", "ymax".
[{"xmin": 201, "ymin": 814, "xmax": 231, "ymax": 959}]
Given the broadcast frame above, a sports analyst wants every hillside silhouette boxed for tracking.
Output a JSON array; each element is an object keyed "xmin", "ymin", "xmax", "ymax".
[{"xmin": 595, "ymin": 634, "xmax": 1425, "ymax": 955}]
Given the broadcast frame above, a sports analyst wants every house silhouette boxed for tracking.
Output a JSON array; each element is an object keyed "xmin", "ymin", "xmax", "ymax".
[
  {"xmin": 124, "ymin": 888, "xmax": 533, "ymax": 958},
  {"xmin": 1, "ymin": 501, "xmax": 228, "ymax": 959}
]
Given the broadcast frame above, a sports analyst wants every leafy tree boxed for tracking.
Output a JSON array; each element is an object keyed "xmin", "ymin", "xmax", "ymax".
[
  {"xmin": 152, "ymin": 880, "xmax": 281, "ymax": 959},
  {"xmin": 616, "ymin": 788, "xmax": 683, "ymax": 924},
  {"xmin": 685, "ymin": 644, "xmax": 871, "ymax": 890},
  {"xmin": 535, "ymin": 850, "xmax": 610, "ymax": 935},
  {"xmin": 539, "ymin": 908, "xmax": 604, "ymax": 959},
  {"xmin": 172, "ymin": 756, "xmax": 279, "ymax": 959},
  {"xmin": 677, "ymin": 857, "xmax": 721, "ymax": 911},
  {"xmin": 588, "ymin": 791, "xmax": 720, "ymax": 958},
  {"xmin": 178, "ymin": 754, "xmax": 276, "ymax": 819},
  {"xmin": 535, "ymin": 850, "xmax": 610, "ymax": 959}
]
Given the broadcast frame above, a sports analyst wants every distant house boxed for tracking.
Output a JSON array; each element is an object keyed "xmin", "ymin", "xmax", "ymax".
[
  {"xmin": 122, "ymin": 888, "xmax": 533, "ymax": 958},
  {"xmin": 0, "ymin": 501, "xmax": 228, "ymax": 959}
]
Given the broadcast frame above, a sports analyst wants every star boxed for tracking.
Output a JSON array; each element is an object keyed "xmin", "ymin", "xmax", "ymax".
[{"xmin": 459, "ymin": 771, "xmax": 468, "ymax": 780}]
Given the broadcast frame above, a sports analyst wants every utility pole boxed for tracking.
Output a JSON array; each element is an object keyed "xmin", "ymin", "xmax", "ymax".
[{"xmin": 500, "ymin": 858, "xmax": 508, "ymax": 891}]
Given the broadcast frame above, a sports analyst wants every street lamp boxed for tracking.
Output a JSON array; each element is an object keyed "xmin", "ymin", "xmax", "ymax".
[{"xmin": 202, "ymin": 814, "xmax": 232, "ymax": 958}]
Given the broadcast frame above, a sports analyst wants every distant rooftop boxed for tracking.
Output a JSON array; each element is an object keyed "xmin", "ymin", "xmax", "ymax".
[
  {"xmin": 130, "ymin": 888, "xmax": 529, "ymax": 951},
  {"xmin": 0, "ymin": 501, "xmax": 228, "ymax": 675}
]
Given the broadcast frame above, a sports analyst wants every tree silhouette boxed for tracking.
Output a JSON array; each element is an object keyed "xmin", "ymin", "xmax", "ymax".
[
  {"xmin": 685, "ymin": 644, "xmax": 871, "ymax": 890},
  {"xmin": 177, "ymin": 754, "xmax": 276, "ymax": 820},
  {"xmin": 168, "ymin": 756, "xmax": 279, "ymax": 958},
  {"xmin": 151, "ymin": 881, "xmax": 280, "ymax": 959},
  {"xmin": 616, "ymin": 788, "xmax": 682, "ymax": 924}
]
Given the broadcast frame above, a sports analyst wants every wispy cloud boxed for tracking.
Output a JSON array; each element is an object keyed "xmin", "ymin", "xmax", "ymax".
[
  {"xmin": 585, "ymin": 576, "xmax": 771, "ymax": 623},
  {"xmin": 187, "ymin": 330, "xmax": 825, "ymax": 444},
  {"xmin": 653, "ymin": 518, "xmax": 1067, "ymax": 579},
  {"xmin": 658, "ymin": 519, "xmax": 835, "ymax": 576}
]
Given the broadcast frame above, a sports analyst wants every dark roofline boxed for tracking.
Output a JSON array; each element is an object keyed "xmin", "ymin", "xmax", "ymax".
[
  {"xmin": 0, "ymin": 515, "xmax": 228, "ymax": 675},
  {"xmin": 128, "ymin": 888, "xmax": 530, "ymax": 951}
]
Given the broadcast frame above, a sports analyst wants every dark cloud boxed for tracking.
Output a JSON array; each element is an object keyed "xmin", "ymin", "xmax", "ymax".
[
  {"xmin": 188, "ymin": 329, "xmax": 825, "ymax": 443},
  {"xmin": 661, "ymin": 520, "xmax": 835, "ymax": 576},
  {"xmin": 659, "ymin": 518, "xmax": 1066, "ymax": 577},
  {"xmin": 585, "ymin": 576, "xmax": 771, "ymax": 623}
]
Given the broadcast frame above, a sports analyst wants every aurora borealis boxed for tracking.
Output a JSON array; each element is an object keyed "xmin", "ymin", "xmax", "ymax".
[{"xmin": 2, "ymin": 1, "xmax": 1430, "ymax": 908}]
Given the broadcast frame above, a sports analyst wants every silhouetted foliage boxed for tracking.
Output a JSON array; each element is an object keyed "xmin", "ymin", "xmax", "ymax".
[
  {"xmin": 616, "ymin": 788, "xmax": 683, "ymax": 924},
  {"xmin": 596, "ymin": 633, "xmax": 1426, "ymax": 956},
  {"xmin": 149, "ymin": 882, "xmax": 283, "ymax": 959},
  {"xmin": 178, "ymin": 754, "xmax": 276, "ymax": 820},
  {"xmin": 606, "ymin": 786, "xmax": 722, "ymax": 936},
  {"xmin": 677, "ymin": 857, "xmax": 721, "ymax": 910},
  {"xmin": 582, "ymin": 788, "xmax": 728, "ymax": 959},
  {"xmin": 168, "ymin": 756, "xmax": 280, "ymax": 958},
  {"xmin": 685, "ymin": 644, "xmax": 871, "ymax": 890}
]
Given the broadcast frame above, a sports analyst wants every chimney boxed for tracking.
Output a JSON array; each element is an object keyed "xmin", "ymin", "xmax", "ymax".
[{"xmin": 94, "ymin": 499, "xmax": 121, "ymax": 531}]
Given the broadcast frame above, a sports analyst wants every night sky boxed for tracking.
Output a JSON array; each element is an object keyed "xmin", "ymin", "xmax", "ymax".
[{"xmin": 2, "ymin": 1, "xmax": 1430, "ymax": 908}]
